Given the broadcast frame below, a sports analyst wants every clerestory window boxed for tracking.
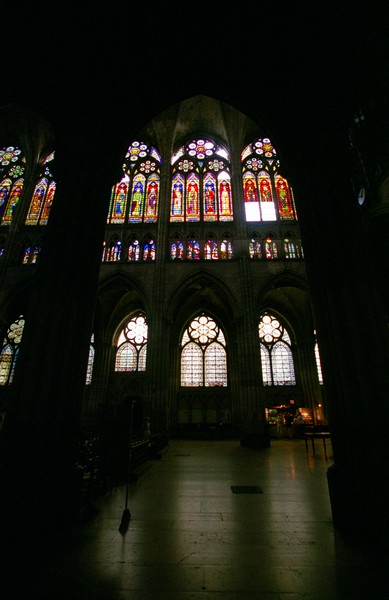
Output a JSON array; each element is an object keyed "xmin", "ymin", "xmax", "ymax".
[
  {"xmin": 107, "ymin": 141, "xmax": 161, "ymax": 224},
  {"xmin": 241, "ymin": 138, "xmax": 296, "ymax": 222},
  {"xmin": 170, "ymin": 138, "xmax": 233, "ymax": 223}
]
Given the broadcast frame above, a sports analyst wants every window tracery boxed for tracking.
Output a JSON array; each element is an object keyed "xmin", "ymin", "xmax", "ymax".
[
  {"xmin": 259, "ymin": 313, "xmax": 296, "ymax": 386},
  {"xmin": 107, "ymin": 141, "xmax": 161, "ymax": 224},
  {"xmin": 170, "ymin": 138, "xmax": 233, "ymax": 222},
  {"xmin": 181, "ymin": 314, "xmax": 227, "ymax": 387},
  {"xmin": 241, "ymin": 138, "xmax": 296, "ymax": 222},
  {"xmin": 22, "ymin": 240, "xmax": 41, "ymax": 264},
  {"xmin": 115, "ymin": 313, "xmax": 148, "ymax": 372}
]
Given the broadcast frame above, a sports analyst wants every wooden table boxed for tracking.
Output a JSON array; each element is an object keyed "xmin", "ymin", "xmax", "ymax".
[{"xmin": 303, "ymin": 432, "xmax": 331, "ymax": 457}]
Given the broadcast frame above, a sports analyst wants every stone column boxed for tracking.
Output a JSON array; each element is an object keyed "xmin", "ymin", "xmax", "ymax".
[
  {"xmin": 235, "ymin": 257, "xmax": 269, "ymax": 447},
  {"xmin": 142, "ymin": 148, "xmax": 172, "ymax": 434},
  {"xmin": 290, "ymin": 135, "xmax": 389, "ymax": 545},
  {"xmin": 0, "ymin": 136, "xmax": 119, "ymax": 538}
]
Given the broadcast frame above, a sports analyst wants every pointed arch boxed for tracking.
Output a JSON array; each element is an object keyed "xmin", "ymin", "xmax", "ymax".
[
  {"xmin": 171, "ymin": 137, "xmax": 232, "ymax": 222},
  {"xmin": 180, "ymin": 313, "xmax": 227, "ymax": 387},
  {"xmin": 115, "ymin": 312, "xmax": 148, "ymax": 372},
  {"xmin": 258, "ymin": 312, "xmax": 296, "ymax": 386}
]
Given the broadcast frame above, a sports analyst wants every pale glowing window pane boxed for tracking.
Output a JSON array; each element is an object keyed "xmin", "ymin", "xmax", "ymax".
[
  {"xmin": 115, "ymin": 313, "xmax": 148, "ymax": 372},
  {"xmin": 259, "ymin": 313, "xmax": 296, "ymax": 387},
  {"xmin": 116, "ymin": 343, "xmax": 137, "ymax": 371},
  {"xmin": 260, "ymin": 344, "xmax": 272, "ymax": 386},
  {"xmin": 245, "ymin": 202, "xmax": 261, "ymax": 221},
  {"xmin": 181, "ymin": 314, "xmax": 227, "ymax": 387},
  {"xmin": 205, "ymin": 343, "xmax": 227, "ymax": 387},
  {"xmin": 138, "ymin": 345, "xmax": 147, "ymax": 371},
  {"xmin": 272, "ymin": 342, "xmax": 296, "ymax": 385},
  {"xmin": 260, "ymin": 201, "xmax": 277, "ymax": 221},
  {"xmin": 85, "ymin": 345, "xmax": 95, "ymax": 384},
  {"xmin": 181, "ymin": 343, "xmax": 203, "ymax": 386},
  {"xmin": 315, "ymin": 342, "xmax": 323, "ymax": 384}
]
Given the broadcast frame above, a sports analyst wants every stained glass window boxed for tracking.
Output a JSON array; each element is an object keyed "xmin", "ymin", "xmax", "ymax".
[
  {"xmin": 107, "ymin": 141, "xmax": 161, "ymax": 224},
  {"xmin": 171, "ymin": 240, "xmax": 185, "ymax": 260},
  {"xmin": 1, "ymin": 178, "xmax": 24, "ymax": 226},
  {"xmin": 259, "ymin": 313, "xmax": 296, "ymax": 386},
  {"xmin": 314, "ymin": 336, "xmax": 323, "ymax": 385},
  {"xmin": 284, "ymin": 237, "xmax": 304, "ymax": 259},
  {"xmin": 128, "ymin": 238, "xmax": 140, "ymax": 261},
  {"xmin": 241, "ymin": 138, "xmax": 296, "ymax": 222},
  {"xmin": 265, "ymin": 237, "xmax": 278, "ymax": 259},
  {"xmin": 275, "ymin": 175, "xmax": 295, "ymax": 220},
  {"xmin": 86, "ymin": 334, "xmax": 95, "ymax": 385},
  {"xmin": 204, "ymin": 239, "xmax": 218, "ymax": 260},
  {"xmin": 103, "ymin": 237, "xmax": 122, "ymax": 262},
  {"xmin": 249, "ymin": 239, "xmax": 262, "ymax": 259},
  {"xmin": 220, "ymin": 238, "xmax": 233, "ymax": 259},
  {"xmin": 25, "ymin": 158, "xmax": 56, "ymax": 226},
  {"xmin": 0, "ymin": 147, "xmax": 25, "ymax": 227},
  {"xmin": 181, "ymin": 314, "xmax": 227, "ymax": 387},
  {"xmin": 142, "ymin": 239, "xmax": 156, "ymax": 261},
  {"xmin": 187, "ymin": 239, "xmax": 200, "ymax": 260},
  {"xmin": 115, "ymin": 313, "xmax": 148, "ymax": 372},
  {"xmin": 171, "ymin": 139, "xmax": 233, "ymax": 222},
  {"xmin": 22, "ymin": 241, "xmax": 41, "ymax": 265},
  {"xmin": 0, "ymin": 315, "xmax": 25, "ymax": 385},
  {"xmin": 109, "ymin": 178, "xmax": 129, "ymax": 224},
  {"xmin": 170, "ymin": 237, "xmax": 233, "ymax": 261}
]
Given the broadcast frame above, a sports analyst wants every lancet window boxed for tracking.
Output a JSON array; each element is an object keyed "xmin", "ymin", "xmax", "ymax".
[
  {"xmin": 25, "ymin": 153, "xmax": 56, "ymax": 225},
  {"xmin": 107, "ymin": 141, "xmax": 161, "ymax": 224},
  {"xmin": 170, "ymin": 138, "xmax": 233, "ymax": 222},
  {"xmin": 314, "ymin": 334, "xmax": 323, "ymax": 385},
  {"xmin": 0, "ymin": 315, "xmax": 25, "ymax": 385},
  {"xmin": 85, "ymin": 334, "xmax": 95, "ymax": 385},
  {"xmin": 128, "ymin": 238, "xmax": 140, "ymax": 261},
  {"xmin": 181, "ymin": 314, "xmax": 227, "ymax": 387},
  {"xmin": 22, "ymin": 240, "xmax": 41, "ymax": 264},
  {"xmin": 0, "ymin": 146, "xmax": 25, "ymax": 226},
  {"xmin": 169, "ymin": 235, "xmax": 233, "ymax": 261},
  {"xmin": 249, "ymin": 238, "xmax": 262, "ymax": 259},
  {"xmin": 259, "ymin": 313, "xmax": 296, "ymax": 386},
  {"xmin": 103, "ymin": 237, "xmax": 122, "ymax": 262},
  {"xmin": 283, "ymin": 236, "xmax": 304, "ymax": 259}
]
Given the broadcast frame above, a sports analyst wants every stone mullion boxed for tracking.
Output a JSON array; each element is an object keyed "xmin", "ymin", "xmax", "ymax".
[
  {"xmin": 144, "ymin": 162, "xmax": 171, "ymax": 433},
  {"xmin": 230, "ymin": 141, "xmax": 248, "ymax": 259}
]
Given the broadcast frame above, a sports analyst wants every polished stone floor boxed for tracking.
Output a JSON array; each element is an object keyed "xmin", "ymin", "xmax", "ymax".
[{"xmin": 3, "ymin": 438, "xmax": 389, "ymax": 599}]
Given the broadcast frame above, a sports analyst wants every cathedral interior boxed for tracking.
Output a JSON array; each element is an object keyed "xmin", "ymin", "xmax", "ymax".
[{"xmin": 0, "ymin": 3, "xmax": 388, "ymax": 598}]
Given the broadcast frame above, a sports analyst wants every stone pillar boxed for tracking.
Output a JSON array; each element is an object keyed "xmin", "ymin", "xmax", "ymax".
[
  {"xmin": 290, "ymin": 135, "xmax": 389, "ymax": 545},
  {"xmin": 236, "ymin": 257, "xmax": 269, "ymax": 447},
  {"xmin": 0, "ymin": 138, "xmax": 118, "ymax": 538}
]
